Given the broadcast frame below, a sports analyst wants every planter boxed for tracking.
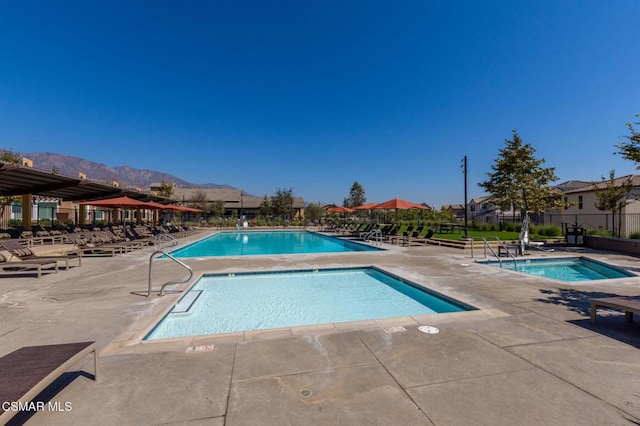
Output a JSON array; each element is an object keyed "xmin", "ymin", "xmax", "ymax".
[{"xmin": 585, "ymin": 235, "xmax": 640, "ymax": 256}]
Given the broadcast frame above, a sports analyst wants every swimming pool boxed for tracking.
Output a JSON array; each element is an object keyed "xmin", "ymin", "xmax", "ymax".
[
  {"xmin": 145, "ymin": 267, "xmax": 473, "ymax": 340},
  {"xmin": 169, "ymin": 230, "xmax": 381, "ymax": 257},
  {"xmin": 483, "ymin": 256, "xmax": 636, "ymax": 282}
]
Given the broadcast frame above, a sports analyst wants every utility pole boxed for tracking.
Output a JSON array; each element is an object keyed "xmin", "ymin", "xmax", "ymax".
[{"xmin": 463, "ymin": 155, "xmax": 468, "ymax": 238}]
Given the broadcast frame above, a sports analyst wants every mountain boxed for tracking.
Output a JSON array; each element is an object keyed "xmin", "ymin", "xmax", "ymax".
[{"xmin": 25, "ymin": 152, "xmax": 240, "ymax": 191}]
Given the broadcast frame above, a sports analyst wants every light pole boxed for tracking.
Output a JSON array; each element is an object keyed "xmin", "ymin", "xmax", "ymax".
[{"xmin": 462, "ymin": 155, "xmax": 468, "ymax": 238}]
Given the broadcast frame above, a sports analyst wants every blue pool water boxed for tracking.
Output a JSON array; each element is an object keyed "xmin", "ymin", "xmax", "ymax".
[
  {"xmin": 484, "ymin": 257, "xmax": 635, "ymax": 282},
  {"xmin": 145, "ymin": 267, "xmax": 473, "ymax": 340},
  {"xmin": 169, "ymin": 230, "xmax": 381, "ymax": 258}
]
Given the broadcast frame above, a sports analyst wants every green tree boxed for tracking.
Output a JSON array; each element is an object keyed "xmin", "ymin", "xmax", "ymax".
[
  {"xmin": 614, "ymin": 114, "xmax": 640, "ymax": 165},
  {"xmin": 188, "ymin": 189, "xmax": 210, "ymax": 216},
  {"xmin": 271, "ymin": 188, "xmax": 294, "ymax": 222},
  {"xmin": 479, "ymin": 130, "xmax": 562, "ymax": 219},
  {"xmin": 305, "ymin": 203, "xmax": 324, "ymax": 224},
  {"xmin": 257, "ymin": 196, "xmax": 273, "ymax": 218},
  {"xmin": 158, "ymin": 180, "xmax": 176, "ymax": 198},
  {"xmin": 343, "ymin": 181, "xmax": 366, "ymax": 208},
  {"xmin": 0, "ymin": 148, "xmax": 21, "ymax": 222},
  {"xmin": 209, "ymin": 199, "xmax": 225, "ymax": 218},
  {"xmin": 594, "ymin": 170, "xmax": 633, "ymax": 237}
]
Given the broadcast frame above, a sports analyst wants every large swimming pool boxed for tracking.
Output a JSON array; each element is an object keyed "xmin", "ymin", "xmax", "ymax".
[
  {"xmin": 169, "ymin": 230, "xmax": 381, "ymax": 257},
  {"xmin": 483, "ymin": 256, "xmax": 636, "ymax": 282},
  {"xmin": 145, "ymin": 267, "xmax": 473, "ymax": 340}
]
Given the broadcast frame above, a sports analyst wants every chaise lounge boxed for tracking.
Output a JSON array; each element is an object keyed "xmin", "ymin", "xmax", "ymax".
[
  {"xmin": 0, "ymin": 253, "xmax": 59, "ymax": 278},
  {"xmin": 0, "ymin": 341, "xmax": 99, "ymax": 424}
]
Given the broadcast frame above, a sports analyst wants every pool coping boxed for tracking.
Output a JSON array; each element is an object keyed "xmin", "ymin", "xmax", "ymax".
[
  {"xmin": 475, "ymin": 254, "xmax": 639, "ymax": 283},
  {"xmin": 103, "ymin": 264, "xmax": 507, "ymax": 355},
  {"xmin": 165, "ymin": 229, "xmax": 385, "ymax": 259}
]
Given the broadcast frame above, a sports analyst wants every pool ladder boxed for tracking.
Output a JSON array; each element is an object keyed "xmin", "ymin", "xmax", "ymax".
[
  {"xmin": 147, "ymin": 235, "xmax": 193, "ymax": 297},
  {"xmin": 478, "ymin": 237, "xmax": 518, "ymax": 268}
]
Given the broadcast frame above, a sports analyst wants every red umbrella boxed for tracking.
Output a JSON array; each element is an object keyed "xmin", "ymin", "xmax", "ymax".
[
  {"xmin": 372, "ymin": 198, "xmax": 428, "ymax": 210},
  {"xmin": 79, "ymin": 196, "xmax": 154, "ymax": 209},
  {"xmin": 326, "ymin": 206, "xmax": 355, "ymax": 214},
  {"xmin": 352, "ymin": 203, "xmax": 380, "ymax": 210}
]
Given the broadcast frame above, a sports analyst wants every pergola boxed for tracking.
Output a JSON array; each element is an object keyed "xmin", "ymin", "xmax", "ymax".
[{"xmin": 0, "ymin": 161, "xmax": 173, "ymax": 229}]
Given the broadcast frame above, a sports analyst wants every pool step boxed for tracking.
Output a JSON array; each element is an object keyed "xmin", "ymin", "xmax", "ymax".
[{"xmin": 172, "ymin": 290, "xmax": 202, "ymax": 314}]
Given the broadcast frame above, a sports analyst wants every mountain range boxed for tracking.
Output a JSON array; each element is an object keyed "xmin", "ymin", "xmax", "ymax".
[{"xmin": 25, "ymin": 152, "xmax": 240, "ymax": 191}]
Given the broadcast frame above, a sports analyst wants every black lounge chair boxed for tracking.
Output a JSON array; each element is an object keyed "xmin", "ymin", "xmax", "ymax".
[{"xmin": 0, "ymin": 341, "xmax": 98, "ymax": 424}]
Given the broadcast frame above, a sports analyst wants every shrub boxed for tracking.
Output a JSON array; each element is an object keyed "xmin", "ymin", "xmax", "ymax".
[{"xmin": 629, "ymin": 232, "xmax": 640, "ymax": 240}]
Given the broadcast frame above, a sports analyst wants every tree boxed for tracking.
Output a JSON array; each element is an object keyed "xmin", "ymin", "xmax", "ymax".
[
  {"xmin": 0, "ymin": 148, "xmax": 21, "ymax": 223},
  {"xmin": 188, "ymin": 189, "xmax": 210, "ymax": 216},
  {"xmin": 271, "ymin": 188, "xmax": 294, "ymax": 222},
  {"xmin": 257, "ymin": 196, "xmax": 273, "ymax": 218},
  {"xmin": 479, "ymin": 130, "xmax": 562, "ymax": 220},
  {"xmin": 344, "ymin": 181, "xmax": 366, "ymax": 208},
  {"xmin": 593, "ymin": 170, "xmax": 633, "ymax": 237},
  {"xmin": 305, "ymin": 203, "xmax": 324, "ymax": 224},
  {"xmin": 209, "ymin": 200, "xmax": 225, "ymax": 218},
  {"xmin": 614, "ymin": 114, "xmax": 640, "ymax": 165},
  {"xmin": 158, "ymin": 180, "xmax": 176, "ymax": 198}
]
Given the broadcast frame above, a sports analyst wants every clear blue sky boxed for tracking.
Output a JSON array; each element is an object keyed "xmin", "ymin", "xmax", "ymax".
[{"xmin": 1, "ymin": 1, "xmax": 639, "ymax": 208}]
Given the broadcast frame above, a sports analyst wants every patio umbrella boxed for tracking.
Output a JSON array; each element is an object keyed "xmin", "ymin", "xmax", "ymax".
[
  {"xmin": 326, "ymin": 206, "xmax": 355, "ymax": 214},
  {"xmin": 352, "ymin": 203, "xmax": 380, "ymax": 211},
  {"xmin": 372, "ymin": 198, "xmax": 428, "ymax": 210},
  {"xmin": 80, "ymin": 196, "xmax": 160, "ymax": 230},
  {"xmin": 372, "ymin": 198, "xmax": 428, "ymax": 223}
]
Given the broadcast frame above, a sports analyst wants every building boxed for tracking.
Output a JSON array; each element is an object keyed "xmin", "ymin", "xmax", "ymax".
[
  {"xmin": 545, "ymin": 175, "xmax": 640, "ymax": 236},
  {"xmin": 150, "ymin": 184, "xmax": 306, "ymax": 220}
]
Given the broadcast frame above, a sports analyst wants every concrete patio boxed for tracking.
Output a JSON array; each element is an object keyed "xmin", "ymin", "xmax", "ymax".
[{"xmin": 1, "ymin": 230, "xmax": 639, "ymax": 425}]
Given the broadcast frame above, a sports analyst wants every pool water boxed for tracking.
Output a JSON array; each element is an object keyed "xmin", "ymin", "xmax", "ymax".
[
  {"xmin": 145, "ymin": 267, "xmax": 473, "ymax": 340},
  {"xmin": 169, "ymin": 230, "xmax": 381, "ymax": 257},
  {"xmin": 485, "ymin": 257, "xmax": 635, "ymax": 282}
]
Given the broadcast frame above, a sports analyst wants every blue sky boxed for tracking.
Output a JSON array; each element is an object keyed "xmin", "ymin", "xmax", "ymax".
[{"xmin": 1, "ymin": 1, "xmax": 639, "ymax": 208}]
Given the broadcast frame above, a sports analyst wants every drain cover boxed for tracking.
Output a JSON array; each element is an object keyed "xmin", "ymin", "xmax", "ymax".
[
  {"xmin": 418, "ymin": 326, "xmax": 440, "ymax": 334},
  {"xmin": 299, "ymin": 389, "xmax": 312, "ymax": 397}
]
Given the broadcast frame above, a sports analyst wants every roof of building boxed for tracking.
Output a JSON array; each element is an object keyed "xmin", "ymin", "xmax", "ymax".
[
  {"xmin": 0, "ymin": 161, "xmax": 168, "ymax": 202},
  {"xmin": 563, "ymin": 175, "xmax": 640, "ymax": 194}
]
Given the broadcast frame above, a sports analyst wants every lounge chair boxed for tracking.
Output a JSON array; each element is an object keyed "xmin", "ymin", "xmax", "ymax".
[
  {"xmin": 408, "ymin": 227, "xmax": 435, "ymax": 245},
  {"xmin": 0, "ymin": 240, "xmax": 82, "ymax": 270},
  {"xmin": 67, "ymin": 234, "xmax": 120, "ymax": 257},
  {"xmin": 0, "ymin": 253, "xmax": 59, "ymax": 278},
  {"xmin": 0, "ymin": 341, "xmax": 98, "ymax": 424}
]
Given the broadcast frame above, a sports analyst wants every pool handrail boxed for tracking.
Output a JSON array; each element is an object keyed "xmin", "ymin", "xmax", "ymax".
[
  {"xmin": 479, "ymin": 236, "xmax": 518, "ymax": 268},
  {"xmin": 148, "ymin": 249, "xmax": 193, "ymax": 297}
]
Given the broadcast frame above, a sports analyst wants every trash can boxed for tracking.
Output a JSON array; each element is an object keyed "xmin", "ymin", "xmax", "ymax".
[{"xmin": 565, "ymin": 227, "xmax": 585, "ymax": 246}]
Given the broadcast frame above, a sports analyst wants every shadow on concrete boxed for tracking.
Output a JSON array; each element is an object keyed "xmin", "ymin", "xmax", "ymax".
[
  {"xmin": 6, "ymin": 371, "xmax": 94, "ymax": 426},
  {"xmin": 535, "ymin": 287, "xmax": 640, "ymax": 349}
]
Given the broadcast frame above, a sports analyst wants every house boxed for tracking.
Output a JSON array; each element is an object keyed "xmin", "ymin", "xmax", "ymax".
[
  {"xmin": 545, "ymin": 175, "xmax": 640, "ymax": 237},
  {"xmin": 467, "ymin": 196, "xmax": 519, "ymax": 224}
]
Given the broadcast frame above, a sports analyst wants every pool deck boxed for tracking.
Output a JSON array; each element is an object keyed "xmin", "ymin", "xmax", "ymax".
[{"xmin": 2, "ymin": 228, "xmax": 639, "ymax": 425}]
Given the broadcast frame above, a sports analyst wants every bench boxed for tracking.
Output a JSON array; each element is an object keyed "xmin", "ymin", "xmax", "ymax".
[
  {"xmin": 590, "ymin": 297, "xmax": 640, "ymax": 325},
  {"xmin": 0, "ymin": 341, "xmax": 99, "ymax": 424},
  {"xmin": 438, "ymin": 223, "xmax": 460, "ymax": 233}
]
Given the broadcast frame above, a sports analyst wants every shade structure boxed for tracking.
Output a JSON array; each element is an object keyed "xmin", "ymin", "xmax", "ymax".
[
  {"xmin": 79, "ymin": 196, "xmax": 163, "ymax": 228},
  {"xmin": 352, "ymin": 203, "xmax": 380, "ymax": 210},
  {"xmin": 372, "ymin": 198, "xmax": 428, "ymax": 210},
  {"xmin": 172, "ymin": 205, "xmax": 202, "ymax": 213},
  {"xmin": 79, "ymin": 196, "xmax": 155, "ymax": 209},
  {"xmin": 143, "ymin": 201, "xmax": 201, "ymax": 212},
  {"xmin": 326, "ymin": 206, "xmax": 355, "ymax": 214}
]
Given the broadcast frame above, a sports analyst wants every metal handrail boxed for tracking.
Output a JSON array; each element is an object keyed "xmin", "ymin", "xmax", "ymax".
[
  {"xmin": 147, "ymin": 249, "xmax": 193, "ymax": 297},
  {"xmin": 481, "ymin": 237, "xmax": 503, "ymax": 267},
  {"xmin": 154, "ymin": 233, "xmax": 178, "ymax": 251},
  {"xmin": 495, "ymin": 237, "xmax": 518, "ymax": 268}
]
